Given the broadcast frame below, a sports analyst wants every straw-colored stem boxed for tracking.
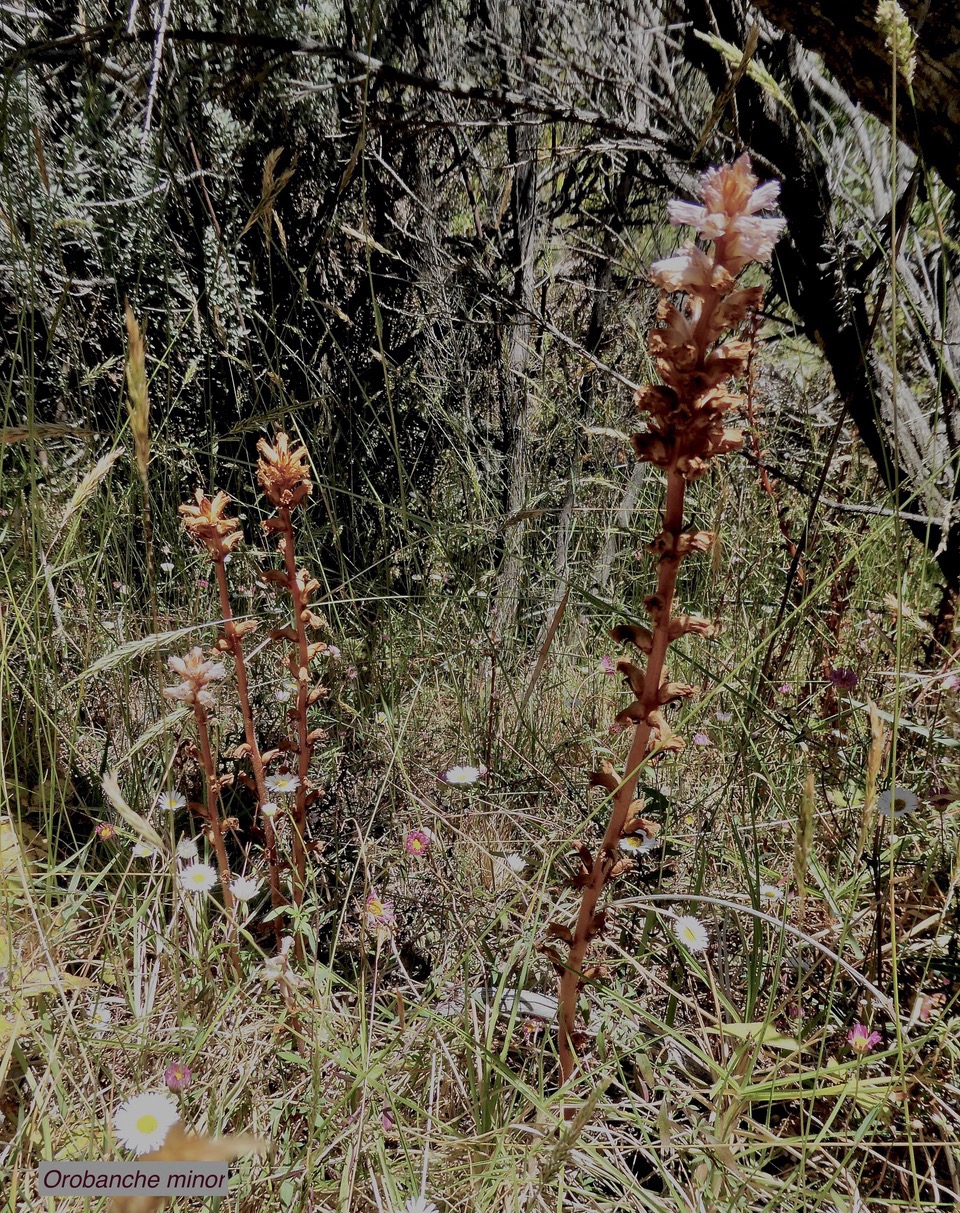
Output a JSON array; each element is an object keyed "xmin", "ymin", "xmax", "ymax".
[
  {"xmin": 212, "ymin": 558, "xmax": 285, "ymax": 937},
  {"xmin": 558, "ymin": 467, "xmax": 687, "ymax": 1087}
]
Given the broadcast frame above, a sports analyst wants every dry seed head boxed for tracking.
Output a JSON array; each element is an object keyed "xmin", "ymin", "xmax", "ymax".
[
  {"xmin": 123, "ymin": 302, "xmax": 150, "ymax": 487},
  {"xmin": 876, "ymin": 1, "xmax": 917, "ymax": 84}
]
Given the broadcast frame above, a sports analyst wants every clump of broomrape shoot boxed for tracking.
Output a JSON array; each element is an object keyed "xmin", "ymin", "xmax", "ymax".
[
  {"xmin": 163, "ymin": 646, "xmax": 242, "ymax": 976},
  {"xmin": 548, "ymin": 156, "xmax": 785, "ymax": 1086},
  {"xmin": 257, "ymin": 433, "xmax": 331, "ymax": 920},
  {"xmin": 179, "ymin": 489, "xmax": 285, "ymax": 935}
]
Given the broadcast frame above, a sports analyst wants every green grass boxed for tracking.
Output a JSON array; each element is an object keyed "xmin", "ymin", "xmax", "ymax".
[{"xmin": 3, "ymin": 390, "xmax": 960, "ymax": 1212}]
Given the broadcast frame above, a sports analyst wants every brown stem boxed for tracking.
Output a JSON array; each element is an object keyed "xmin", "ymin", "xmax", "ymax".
[
  {"xmin": 278, "ymin": 506, "xmax": 311, "ymax": 921},
  {"xmin": 213, "ymin": 558, "xmax": 285, "ymax": 940},
  {"xmin": 558, "ymin": 468, "xmax": 687, "ymax": 1087},
  {"xmin": 193, "ymin": 703, "xmax": 242, "ymax": 979}
]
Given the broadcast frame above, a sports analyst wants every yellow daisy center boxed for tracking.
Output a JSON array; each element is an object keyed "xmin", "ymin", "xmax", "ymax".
[
  {"xmin": 367, "ymin": 899, "xmax": 383, "ymax": 916},
  {"xmin": 135, "ymin": 1113, "xmax": 159, "ymax": 1134}
]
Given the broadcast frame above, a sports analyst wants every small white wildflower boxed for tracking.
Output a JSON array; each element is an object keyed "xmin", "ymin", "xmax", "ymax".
[
  {"xmin": 175, "ymin": 837, "xmax": 199, "ymax": 861},
  {"xmin": 400, "ymin": 1198, "xmax": 440, "ymax": 1213},
  {"xmin": 160, "ymin": 562, "xmax": 174, "ymax": 574},
  {"xmin": 156, "ymin": 790, "xmax": 186, "ymax": 812},
  {"xmin": 759, "ymin": 883, "xmax": 784, "ymax": 904},
  {"xmin": 877, "ymin": 786, "xmax": 918, "ymax": 821},
  {"xmin": 230, "ymin": 875, "xmax": 261, "ymax": 902},
  {"xmin": 89, "ymin": 999, "xmax": 113, "ymax": 1036},
  {"xmin": 131, "ymin": 841, "xmax": 156, "ymax": 859},
  {"xmin": 112, "ymin": 1091, "xmax": 179, "ymax": 1155},
  {"xmin": 619, "ymin": 834, "xmax": 659, "ymax": 854},
  {"xmin": 178, "ymin": 862, "xmax": 218, "ymax": 894},
  {"xmin": 275, "ymin": 688, "xmax": 292, "ymax": 703},
  {"xmin": 261, "ymin": 936, "xmax": 306, "ymax": 987},
  {"xmin": 673, "ymin": 915, "xmax": 710, "ymax": 952},
  {"xmin": 265, "ymin": 772, "xmax": 300, "ymax": 795},
  {"xmin": 260, "ymin": 800, "xmax": 279, "ymax": 819},
  {"xmin": 443, "ymin": 765, "xmax": 481, "ymax": 786},
  {"xmin": 504, "ymin": 854, "xmax": 528, "ymax": 873}
]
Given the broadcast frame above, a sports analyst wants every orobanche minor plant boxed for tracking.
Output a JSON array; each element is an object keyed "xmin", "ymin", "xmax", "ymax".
[
  {"xmin": 169, "ymin": 433, "xmax": 333, "ymax": 959},
  {"xmin": 548, "ymin": 156, "xmax": 786, "ymax": 1086}
]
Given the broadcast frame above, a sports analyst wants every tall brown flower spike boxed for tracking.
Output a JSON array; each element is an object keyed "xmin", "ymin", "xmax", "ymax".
[
  {"xmin": 554, "ymin": 156, "xmax": 785, "ymax": 1090},
  {"xmin": 257, "ymin": 431, "xmax": 327, "ymax": 937},
  {"xmin": 179, "ymin": 487, "xmax": 286, "ymax": 934}
]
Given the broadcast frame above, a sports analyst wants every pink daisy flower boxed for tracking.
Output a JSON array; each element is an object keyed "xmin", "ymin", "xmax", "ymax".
[
  {"xmin": 404, "ymin": 829, "xmax": 432, "ymax": 857},
  {"xmin": 847, "ymin": 1024, "xmax": 882, "ymax": 1055}
]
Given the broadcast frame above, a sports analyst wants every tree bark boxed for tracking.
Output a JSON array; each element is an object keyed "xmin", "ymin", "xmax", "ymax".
[{"xmin": 749, "ymin": 0, "xmax": 960, "ymax": 195}]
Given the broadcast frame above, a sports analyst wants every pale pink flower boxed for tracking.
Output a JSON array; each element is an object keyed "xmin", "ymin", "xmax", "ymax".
[
  {"xmin": 164, "ymin": 1061, "xmax": 193, "ymax": 1091},
  {"xmin": 163, "ymin": 647, "xmax": 227, "ymax": 709},
  {"xmin": 649, "ymin": 242, "xmax": 714, "ymax": 293},
  {"xmin": 667, "ymin": 155, "xmax": 786, "ymax": 272},
  {"xmin": 364, "ymin": 890, "xmax": 396, "ymax": 931},
  {"xmin": 599, "ymin": 655, "xmax": 616, "ymax": 676},
  {"xmin": 847, "ymin": 1024, "xmax": 882, "ymax": 1055},
  {"xmin": 692, "ymin": 732, "xmax": 712, "ymax": 747}
]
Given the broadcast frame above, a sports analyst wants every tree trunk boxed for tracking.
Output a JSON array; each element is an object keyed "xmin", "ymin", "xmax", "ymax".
[{"xmin": 749, "ymin": 0, "xmax": 960, "ymax": 195}]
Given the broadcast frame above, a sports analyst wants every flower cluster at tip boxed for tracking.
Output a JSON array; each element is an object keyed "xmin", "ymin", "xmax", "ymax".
[
  {"xmin": 162, "ymin": 647, "xmax": 227, "ymax": 709},
  {"xmin": 633, "ymin": 154, "xmax": 785, "ymax": 483},
  {"xmin": 178, "ymin": 488, "xmax": 243, "ymax": 562}
]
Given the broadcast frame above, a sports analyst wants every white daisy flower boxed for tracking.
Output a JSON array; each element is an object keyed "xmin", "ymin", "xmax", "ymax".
[
  {"xmin": 619, "ymin": 834, "xmax": 659, "ymax": 854},
  {"xmin": 89, "ymin": 999, "xmax": 113, "ymax": 1036},
  {"xmin": 400, "ymin": 1198, "xmax": 440, "ymax": 1213},
  {"xmin": 504, "ymin": 854, "xmax": 528, "ymax": 873},
  {"xmin": 443, "ymin": 765, "xmax": 481, "ymax": 786},
  {"xmin": 877, "ymin": 786, "xmax": 918, "ymax": 821},
  {"xmin": 178, "ymin": 862, "xmax": 218, "ymax": 894},
  {"xmin": 131, "ymin": 841, "xmax": 156, "ymax": 859},
  {"xmin": 265, "ymin": 772, "xmax": 300, "ymax": 795},
  {"xmin": 156, "ymin": 790, "xmax": 186, "ymax": 812},
  {"xmin": 759, "ymin": 883, "xmax": 784, "ymax": 903},
  {"xmin": 672, "ymin": 915, "xmax": 710, "ymax": 952},
  {"xmin": 230, "ymin": 875, "xmax": 261, "ymax": 902},
  {"xmin": 112, "ymin": 1091, "xmax": 179, "ymax": 1155},
  {"xmin": 260, "ymin": 801, "xmax": 279, "ymax": 819},
  {"xmin": 176, "ymin": 837, "xmax": 199, "ymax": 861}
]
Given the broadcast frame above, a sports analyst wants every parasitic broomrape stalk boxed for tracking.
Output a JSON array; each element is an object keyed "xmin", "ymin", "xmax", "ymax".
[
  {"xmin": 179, "ymin": 489, "xmax": 286, "ymax": 938},
  {"xmin": 257, "ymin": 434, "xmax": 331, "ymax": 940},
  {"xmin": 551, "ymin": 156, "xmax": 786, "ymax": 1088}
]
